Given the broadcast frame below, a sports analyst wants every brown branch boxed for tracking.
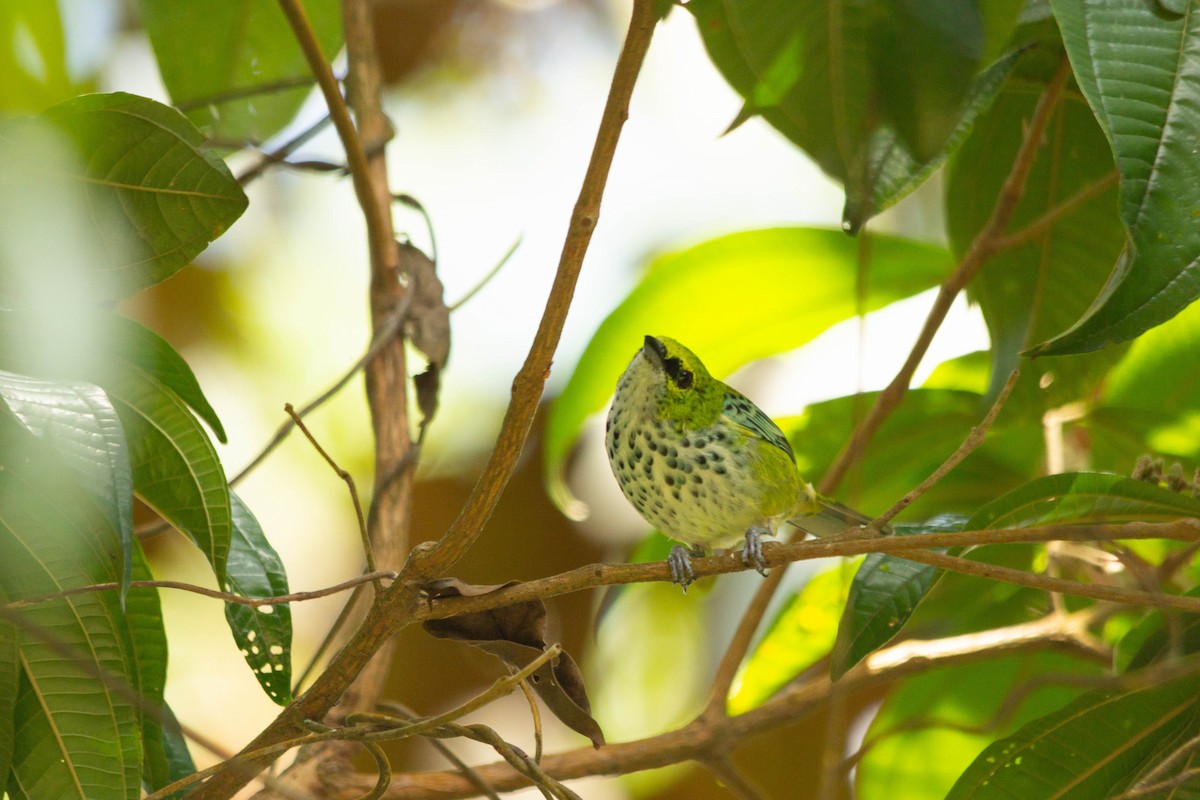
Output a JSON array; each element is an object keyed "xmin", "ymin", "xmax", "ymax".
[
  {"xmin": 821, "ymin": 56, "xmax": 1073, "ymax": 494},
  {"xmin": 327, "ymin": 613, "xmax": 1101, "ymax": 798},
  {"xmin": 408, "ymin": 520, "xmax": 1200, "ymax": 622},
  {"xmin": 411, "ymin": 0, "xmax": 659, "ymax": 579},
  {"xmin": 285, "ymin": 403, "xmax": 378, "ymax": 582},
  {"xmin": 5, "ymin": 571, "xmax": 396, "ymax": 610}
]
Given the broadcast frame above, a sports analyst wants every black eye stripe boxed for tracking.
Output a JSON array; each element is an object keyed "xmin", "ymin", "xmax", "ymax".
[{"xmin": 662, "ymin": 356, "xmax": 693, "ymax": 389}]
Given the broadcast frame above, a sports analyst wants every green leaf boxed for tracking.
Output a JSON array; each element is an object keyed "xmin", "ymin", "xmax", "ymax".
[
  {"xmin": 224, "ymin": 492, "xmax": 292, "ymax": 705},
  {"xmin": 1031, "ymin": 1, "xmax": 1200, "ymax": 355},
  {"xmin": 0, "ymin": 419, "xmax": 141, "ymax": 800},
  {"xmin": 0, "ymin": 0, "xmax": 87, "ymax": 115},
  {"xmin": 730, "ymin": 559, "xmax": 860, "ymax": 713},
  {"xmin": 110, "ymin": 370, "xmax": 231, "ymax": 584},
  {"xmin": 946, "ymin": 671, "xmax": 1200, "ymax": 799},
  {"xmin": 123, "ymin": 542, "xmax": 189, "ymax": 795},
  {"xmin": 0, "ymin": 92, "xmax": 247, "ymax": 303},
  {"xmin": 966, "ymin": 471, "xmax": 1200, "ymax": 529},
  {"xmin": 947, "ymin": 80, "xmax": 1125, "ymax": 416},
  {"xmin": 0, "ymin": 586, "xmax": 16, "ymax": 785},
  {"xmin": 1118, "ymin": 586, "xmax": 1200, "ymax": 674},
  {"xmin": 139, "ymin": 0, "xmax": 343, "ymax": 146},
  {"xmin": 869, "ymin": 1, "xmax": 986, "ymax": 163},
  {"xmin": 0, "ymin": 309, "xmax": 226, "ymax": 444},
  {"xmin": 829, "ymin": 520, "xmax": 965, "ymax": 681},
  {"xmin": 858, "ymin": 651, "xmax": 1099, "ymax": 800},
  {"xmin": 0, "ymin": 370, "xmax": 134, "ymax": 601},
  {"xmin": 845, "ymin": 47, "xmax": 1025, "ymax": 232},
  {"xmin": 105, "ymin": 315, "xmax": 226, "ymax": 444},
  {"xmin": 687, "ymin": 0, "xmax": 871, "ymax": 183},
  {"xmin": 545, "ymin": 228, "xmax": 954, "ymax": 517}
]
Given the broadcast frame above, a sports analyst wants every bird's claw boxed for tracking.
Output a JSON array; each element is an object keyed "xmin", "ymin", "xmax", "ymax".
[
  {"xmin": 668, "ymin": 545, "xmax": 699, "ymax": 592},
  {"xmin": 742, "ymin": 527, "xmax": 769, "ymax": 576}
]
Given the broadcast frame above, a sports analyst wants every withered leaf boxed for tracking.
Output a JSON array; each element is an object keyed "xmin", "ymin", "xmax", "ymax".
[
  {"xmin": 421, "ymin": 578, "xmax": 605, "ymax": 748},
  {"xmin": 397, "ymin": 240, "xmax": 449, "ymax": 439}
]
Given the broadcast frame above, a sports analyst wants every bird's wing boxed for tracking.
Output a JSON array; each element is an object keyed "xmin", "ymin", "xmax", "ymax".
[{"xmin": 721, "ymin": 389, "xmax": 796, "ymax": 463}]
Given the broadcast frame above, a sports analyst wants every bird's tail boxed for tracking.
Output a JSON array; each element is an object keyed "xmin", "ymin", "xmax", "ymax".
[{"xmin": 788, "ymin": 483, "xmax": 890, "ymax": 538}]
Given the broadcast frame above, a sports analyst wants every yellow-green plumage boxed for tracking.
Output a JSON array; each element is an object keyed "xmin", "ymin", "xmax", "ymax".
[{"xmin": 606, "ymin": 335, "xmax": 877, "ymax": 585}]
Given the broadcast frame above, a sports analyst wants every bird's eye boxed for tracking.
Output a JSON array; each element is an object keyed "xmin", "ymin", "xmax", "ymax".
[{"xmin": 676, "ymin": 369, "xmax": 693, "ymax": 390}]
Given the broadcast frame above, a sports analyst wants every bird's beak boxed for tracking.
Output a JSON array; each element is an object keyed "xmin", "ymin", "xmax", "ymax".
[{"xmin": 643, "ymin": 335, "xmax": 666, "ymax": 369}]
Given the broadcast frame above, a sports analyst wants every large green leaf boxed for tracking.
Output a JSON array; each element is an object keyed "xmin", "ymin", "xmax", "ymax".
[
  {"xmin": 687, "ymin": 0, "xmax": 872, "ymax": 184},
  {"xmin": 1031, "ymin": 1, "xmax": 1200, "ymax": 355},
  {"xmin": 139, "ymin": 0, "xmax": 343, "ymax": 147},
  {"xmin": 858, "ymin": 652, "xmax": 1099, "ymax": 800},
  {"xmin": 0, "ymin": 420, "xmax": 141, "ymax": 800},
  {"xmin": 0, "ymin": 370, "xmax": 133, "ymax": 599},
  {"xmin": 546, "ymin": 228, "xmax": 954, "ymax": 517},
  {"xmin": 947, "ymin": 80, "xmax": 1125, "ymax": 416},
  {"xmin": 0, "ymin": 93, "xmax": 247, "ymax": 303},
  {"xmin": 846, "ymin": 47, "xmax": 1025, "ymax": 232},
  {"xmin": 224, "ymin": 492, "xmax": 292, "ymax": 705},
  {"xmin": 729, "ymin": 558, "xmax": 860, "ymax": 713},
  {"xmin": 946, "ymin": 671, "xmax": 1200, "ymax": 799},
  {"xmin": 110, "ymin": 371, "xmax": 231, "ymax": 584},
  {"xmin": 0, "ymin": 0, "xmax": 87, "ymax": 115}
]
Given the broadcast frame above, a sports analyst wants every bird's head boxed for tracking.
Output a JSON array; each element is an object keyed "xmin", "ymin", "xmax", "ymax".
[{"xmin": 626, "ymin": 335, "xmax": 724, "ymax": 429}]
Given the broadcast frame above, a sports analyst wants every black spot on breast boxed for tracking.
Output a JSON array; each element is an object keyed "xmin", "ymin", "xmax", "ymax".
[
  {"xmin": 648, "ymin": 440, "xmax": 659, "ymax": 452},
  {"xmin": 697, "ymin": 455, "xmax": 708, "ymax": 466},
  {"xmin": 666, "ymin": 457, "xmax": 678, "ymax": 469},
  {"xmin": 632, "ymin": 447, "xmax": 643, "ymax": 462},
  {"xmin": 681, "ymin": 437, "xmax": 691, "ymax": 447},
  {"xmin": 692, "ymin": 474, "xmax": 702, "ymax": 483},
  {"xmin": 694, "ymin": 437, "xmax": 708, "ymax": 448},
  {"xmin": 715, "ymin": 466, "xmax": 727, "ymax": 475},
  {"xmin": 665, "ymin": 475, "xmax": 675, "ymax": 486},
  {"xmin": 672, "ymin": 490, "xmax": 681, "ymax": 500}
]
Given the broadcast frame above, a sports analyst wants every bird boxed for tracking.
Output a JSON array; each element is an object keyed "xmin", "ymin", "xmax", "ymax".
[{"xmin": 605, "ymin": 335, "xmax": 884, "ymax": 589}]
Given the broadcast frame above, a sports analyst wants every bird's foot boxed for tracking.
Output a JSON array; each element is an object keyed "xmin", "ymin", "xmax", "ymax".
[
  {"xmin": 668, "ymin": 545, "xmax": 701, "ymax": 592},
  {"xmin": 742, "ymin": 527, "xmax": 770, "ymax": 576}
]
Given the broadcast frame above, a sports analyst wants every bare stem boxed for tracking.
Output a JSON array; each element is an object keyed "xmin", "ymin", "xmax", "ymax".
[{"xmin": 5, "ymin": 571, "xmax": 396, "ymax": 610}]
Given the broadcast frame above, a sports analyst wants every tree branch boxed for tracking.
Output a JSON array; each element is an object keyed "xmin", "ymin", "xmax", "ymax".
[
  {"xmin": 411, "ymin": 0, "xmax": 659, "ymax": 578},
  {"xmin": 328, "ymin": 613, "xmax": 1103, "ymax": 798}
]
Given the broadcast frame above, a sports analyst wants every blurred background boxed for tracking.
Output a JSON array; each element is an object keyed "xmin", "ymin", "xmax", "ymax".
[{"xmin": 15, "ymin": 0, "xmax": 990, "ymax": 796}]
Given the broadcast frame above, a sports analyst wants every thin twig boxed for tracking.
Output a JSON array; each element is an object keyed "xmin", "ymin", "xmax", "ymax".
[
  {"xmin": 5, "ymin": 571, "xmax": 396, "ymax": 610},
  {"xmin": 285, "ymin": 403, "xmax": 378, "ymax": 583},
  {"xmin": 517, "ymin": 677, "xmax": 545, "ymax": 763},
  {"xmin": 176, "ymin": 74, "xmax": 317, "ymax": 112},
  {"xmin": 230, "ymin": 303, "xmax": 409, "ymax": 488},
  {"xmin": 376, "ymin": 702, "xmax": 503, "ymax": 799},
  {"xmin": 347, "ymin": 645, "xmax": 563, "ymax": 741},
  {"xmin": 291, "ymin": 581, "xmax": 369, "ymax": 695},
  {"xmin": 449, "ymin": 236, "xmax": 523, "ymax": 312},
  {"xmin": 875, "ymin": 369, "xmax": 1020, "ymax": 527},
  {"xmin": 238, "ymin": 114, "xmax": 334, "ymax": 184},
  {"xmin": 1117, "ymin": 766, "xmax": 1200, "ymax": 800},
  {"xmin": 992, "ymin": 170, "xmax": 1120, "ymax": 252}
]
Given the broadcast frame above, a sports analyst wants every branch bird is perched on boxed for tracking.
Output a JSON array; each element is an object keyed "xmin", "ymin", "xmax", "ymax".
[{"xmin": 606, "ymin": 335, "xmax": 884, "ymax": 588}]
